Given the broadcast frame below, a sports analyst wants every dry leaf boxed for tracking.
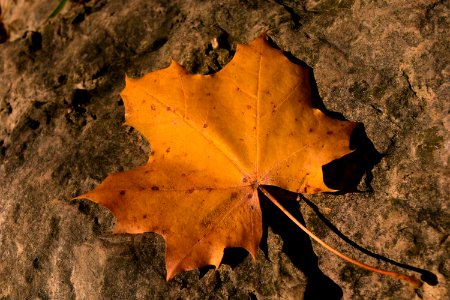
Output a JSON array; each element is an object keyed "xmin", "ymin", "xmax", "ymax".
[{"xmin": 77, "ymin": 36, "xmax": 357, "ymax": 280}]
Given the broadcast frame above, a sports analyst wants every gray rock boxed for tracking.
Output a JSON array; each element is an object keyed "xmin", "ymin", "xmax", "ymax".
[{"xmin": 0, "ymin": 0, "xmax": 448, "ymax": 299}]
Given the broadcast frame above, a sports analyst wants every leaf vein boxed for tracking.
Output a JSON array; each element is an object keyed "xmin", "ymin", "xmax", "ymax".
[
  {"xmin": 172, "ymin": 193, "xmax": 249, "ymax": 271},
  {"xmin": 260, "ymin": 144, "xmax": 308, "ymax": 181},
  {"xmin": 138, "ymin": 86, "xmax": 251, "ymax": 178},
  {"xmin": 260, "ymin": 81, "xmax": 301, "ymax": 119}
]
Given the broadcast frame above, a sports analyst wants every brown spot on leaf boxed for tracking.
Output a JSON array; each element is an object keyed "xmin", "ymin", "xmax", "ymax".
[
  {"xmin": 151, "ymin": 104, "xmax": 156, "ymax": 110},
  {"xmin": 143, "ymin": 214, "xmax": 147, "ymax": 219},
  {"xmin": 186, "ymin": 189, "xmax": 194, "ymax": 194},
  {"xmin": 166, "ymin": 148, "xmax": 171, "ymax": 153},
  {"xmin": 327, "ymin": 131, "xmax": 333, "ymax": 135},
  {"xmin": 203, "ymin": 124, "xmax": 208, "ymax": 128},
  {"xmin": 151, "ymin": 186, "xmax": 160, "ymax": 191},
  {"xmin": 246, "ymin": 105, "xmax": 252, "ymax": 109},
  {"xmin": 119, "ymin": 190, "xmax": 126, "ymax": 196}
]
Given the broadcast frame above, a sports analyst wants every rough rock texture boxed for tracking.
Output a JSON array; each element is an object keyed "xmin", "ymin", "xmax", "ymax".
[
  {"xmin": 0, "ymin": 0, "xmax": 448, "ymax": 299},
  {"xmin": 0, "ymin": 0, "xmax": 61, "ymax": 41}
]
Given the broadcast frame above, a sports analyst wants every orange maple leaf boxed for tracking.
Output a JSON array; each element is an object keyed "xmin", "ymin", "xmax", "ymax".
[{"xmin": 77, "ymin": 36, "xmax": 358, "ymax": 280}]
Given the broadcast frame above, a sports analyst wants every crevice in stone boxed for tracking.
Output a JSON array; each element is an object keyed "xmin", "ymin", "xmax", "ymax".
[
  {"xmin": 273, "ymin": 0, "xmax": 302, "ymax": 29},
  {"xmin": 401, "ymin": 70, "xmax": 419, "ymax": 99}
]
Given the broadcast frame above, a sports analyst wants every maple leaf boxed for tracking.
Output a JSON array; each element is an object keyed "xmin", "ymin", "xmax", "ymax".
[{"xmin": 77, "ymin": 36, "xmax": 358, "ymax": 280}]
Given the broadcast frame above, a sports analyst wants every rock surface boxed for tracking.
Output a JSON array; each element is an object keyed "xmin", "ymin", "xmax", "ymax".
[{"xmin": 0, "ymin": 0, "xmax": 448, "ymax": 299}]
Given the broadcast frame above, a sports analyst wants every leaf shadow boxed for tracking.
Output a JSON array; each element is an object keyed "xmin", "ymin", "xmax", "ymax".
[
  {"xmin": 215, "ymin": 187, "xmax": 343, "ymax": 299},
  {"xmin": 292, "ymin": 64, "xmax": 437, "ymax": 285},
  {"xmin": 260, "ymin": 186, "xmax": 343, "ymax": 300},
  {"xmin": 283, "ymin": 47, "xmax": 383, "ymax": 193},
  {"xmin": 298, "ymin": 195, "xmax": 438, "ymax": 286},
  {"xmin": 322, "ymin": 122, "xmax": 382, "ymax": 193}
]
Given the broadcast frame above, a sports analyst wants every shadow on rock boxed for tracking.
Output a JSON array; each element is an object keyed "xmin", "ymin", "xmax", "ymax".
[
  {"xmin": 283, "ymin": 49, "xmax": 383, "ymax": 193},
  {"xmin": 299, "ymin": 194, "xmax": 438, "ymax": 286},
  {"xmin": 323, "ymin": 122, "xmax": 382, "ymax": 193},
  {"xmin": 260, "ymin": 186, "xmax": 343, "ymax": 300}
]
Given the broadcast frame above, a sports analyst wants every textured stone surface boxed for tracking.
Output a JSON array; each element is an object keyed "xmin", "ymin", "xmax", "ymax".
[
  {"xmin": 0, "ymin": 0, "xmax": 60, "ymax": 41},
  {"xmin": 0, "ymin": 0, "xmax": 448, "ymax": 299}
]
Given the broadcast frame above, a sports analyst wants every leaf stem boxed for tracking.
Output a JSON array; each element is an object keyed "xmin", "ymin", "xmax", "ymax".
[{"xmin": 258, "ymin": 186, "xmax": 422, "ymax": 288}]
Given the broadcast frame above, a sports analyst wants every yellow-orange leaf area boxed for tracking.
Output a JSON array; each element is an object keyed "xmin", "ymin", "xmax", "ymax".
[{"xmin": 77, "ymin": 36, "xmax": 357, "ymax": 280}]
